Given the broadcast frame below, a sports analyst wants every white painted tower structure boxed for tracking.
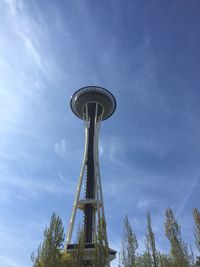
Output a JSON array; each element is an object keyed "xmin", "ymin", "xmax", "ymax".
[{"xmin": 66, "ymin": 86, "xmax": 116, "ymax": 266}]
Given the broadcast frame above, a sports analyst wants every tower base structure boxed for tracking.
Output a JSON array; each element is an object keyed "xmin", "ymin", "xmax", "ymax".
[{"xmin": 67, "ymin": 243, "xmax": 116, "ymax": 266}]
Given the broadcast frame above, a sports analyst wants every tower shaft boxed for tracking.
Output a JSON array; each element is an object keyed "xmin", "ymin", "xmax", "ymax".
[{"xmin": 85, "ymin": 103, "xmax": 96, "ymax": 243}]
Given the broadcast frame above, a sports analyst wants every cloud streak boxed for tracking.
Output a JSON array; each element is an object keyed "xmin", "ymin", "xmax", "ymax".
[
  {"xmin": 177, "ymin": 173, "xmax": 200, "ymax": 218},
  {"xmin": 3, "ymin": 0, "xmax": 60, "ymax": 80}
]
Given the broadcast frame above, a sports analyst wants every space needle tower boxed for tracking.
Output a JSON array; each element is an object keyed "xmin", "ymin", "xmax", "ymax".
[{"xmin": 66, "ymin": 86, "xmax": 116, "ymax": 266}]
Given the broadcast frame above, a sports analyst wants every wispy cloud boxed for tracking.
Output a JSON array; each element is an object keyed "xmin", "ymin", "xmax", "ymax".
[
  {"xmin": 17, "ymin": 30, "xmax": 44, "ymax": 71},
  {"xmin": 137, "ymin": 199, "xmax": 159, "ymax": 211},
  {"xmin": 3, "ymin": 0, "xmax": 59, "ymax": 80},
  {"xmin": 0, "ymin": 164, "xmax": 73, "ymax": 200},
  {"xmin": 100, "ymin": 135, "xmax": 125, "ymax": 164},
  {"xmin": 137, "ymin": 199, "xmax": 150, "ymax": 210},
  {"xmin": 0, "ymin": 219, "xmax": 47, "ymax": 267},
  {"xmin": 3, "ymin": 0, "xmax": 23, "ymax": 16},
  {"xmin": 0, "ymin": 2, "xmax": 53, "ymax": 136},
  {"xmin": 54, "ymin": 139, "xmax": 68, "ymax": 158},
  {"xmin": 177, "ymin": 173, "xmax": 200, "ymax": 218}
]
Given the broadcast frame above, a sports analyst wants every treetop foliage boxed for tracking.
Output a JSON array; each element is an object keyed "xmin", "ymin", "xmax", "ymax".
[{"xmin": 32, "ymin": 208, "xmax": 200, "ymax": 267}]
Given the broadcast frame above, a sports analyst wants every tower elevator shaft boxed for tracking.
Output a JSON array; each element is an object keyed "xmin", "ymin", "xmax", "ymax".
[
  {"xmin": 84, "ymin": 102, "xmax": 103, "ymax": 243},
  {"xmin": 84, "ymin": 103, "xmax": 96, "ymax": 243}
]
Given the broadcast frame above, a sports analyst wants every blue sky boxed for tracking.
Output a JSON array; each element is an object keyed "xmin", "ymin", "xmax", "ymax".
[{"xmin": 0, "ymin": 0, "xmax": 200, "ymax": 266}]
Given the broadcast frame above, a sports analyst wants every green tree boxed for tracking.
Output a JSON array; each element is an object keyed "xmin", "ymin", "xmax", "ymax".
[
  {"xmin": 94, "ymin": 217, "xmax": 110, "ymax": 267},
  {"xmin": 121, "ymin": 216, "xmax": 138, "ymax": 267},
  {"xmin": 193, "ymin": 208, "xmax": 200, "ymax": 267},
  {"xmin": 193, "ymin": 209, "xmax": 200, "ymax": 253},
  {"xmin": 136, "ymin": 252, "xmax": 153, "ymax": 267},
  {"xmin": 70, "ymin": 227, "xmax": 85, "ymax": 267},
  {"xmin": 188, "ymin": 245, "xmax": 195, "ymax": 267},
  {"xmin": 145, "ymin": 211, "xmax": 158, "ymax": 267},
  {"xmin": 60, "ymin": 252, "xmax": 72, "ymax": 267},
  {"xmin": 158, "ymin": 253, "xmax": 174, "ymax": 267},
  {"xmin": 143, "ymin": 237, "xmax": 153, "ymax": 267},
  {"xmin": 196, "ymin": 256, "xmax": 200, "ymax": 266},
  {"xmin": 31, "ymin": 212, "xmax": 64, "ymax": 267},
  {"xmin": 165, "ymin": 208, "xmax": 190, "ymax": 267}
]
